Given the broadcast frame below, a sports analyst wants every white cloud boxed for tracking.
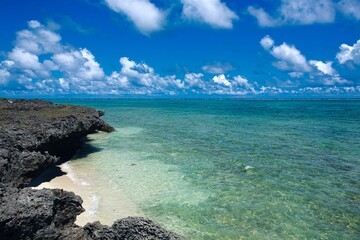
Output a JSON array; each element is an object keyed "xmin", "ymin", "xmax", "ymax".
[
  {"xmin": 261, "ymin": 35, "xmax": 349, "ymax": 86},
  {"xmin": 247, "ymin": 7, "xmax": 279, "ymax": 27},
  {"xmin": 271, "ymin": 44, "xmax": 310, "ymax": 71},
  {"xmin": 184, "ymin": 73, "xmax": 205, "ymax": 88},
  {"xmin": 1, "ymin": 20, "xmax": 105, "ymax": 91},
  {"xmin": 320, "ymin": 75, "xmax": 349, "ymax": 86},
  {"xmin": 16, "ymin": 27, "xmax": 62, "ymax": 55},
  {"xmin": 28, "ymin": 20, "xmax": 42, "ymax": 29},
  {"xmin": 260, "ymin": 36, "xmax": 311, "ymax": 72},
  {"xmin": 52, "ymin": 48, "xmax": 105, "ymax": 81},
  {"xmin": 104, "ymin": 0, "xmax": 165, "ymax": 34},
  {"xmin": 0, "ymin": 69, "xmax": 10, "ymax": 85},
  {"xmin": 338, "ymin": 0, "xmax": 360, "ymax": 20},
  {"xmin": 260, "ymin": 35, "xmax": 274, "ymax": 50},
  {"xmin": 309, "ymin": 60, "xmax": 335, "ymax": 75},
  {"xmin": 213, "ymin": 74, "xmax": 231, "ymax": 86},
  {"xmin": 336, "ymin": 39, "xmax": 360, "ymax": 65},
  {"xmin": 249, "ymin": 0, "xmax": 335, "ymax": 27},
  {"xmin": 59, "ymin": 78, "xmax": 69, "ymax": 90},
  {"xmin": 202, "ymin": 62, "xmax": 233, "ymax": 74},
  {"xmin": 181, "ymin": 0, "xmax": 238, "ymax": 29},
  {"xmin": 8, "ymin": 48, "xmax": 42, "ymax": 70},
  {"xmin": 280, "ymin": 0, "xmax": 335, "ymax": 25},
  {"xmin": 233, "ymin": 75, "xmax": 252, "ymax": 89},
  {"xmin": 107, "ymin": 57, "xmax": 185, "ymax": 93},
  {"xmin": 288, "ymin": 72, "xmax": 303, "ymax": 78},
  {"xmin": 309, "ymin": 60, "xmax": 349, "ymax": 85}
]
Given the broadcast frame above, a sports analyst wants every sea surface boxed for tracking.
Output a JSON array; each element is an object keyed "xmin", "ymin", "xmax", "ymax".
[{"xmin": 52, "ymin": 99, "xmax": 360, "ymax": 239}]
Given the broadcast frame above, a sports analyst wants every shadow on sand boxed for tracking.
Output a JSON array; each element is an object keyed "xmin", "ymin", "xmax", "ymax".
[{"xmin": 29, "ymin": 136, "xmax": 103, "ymax": 187}]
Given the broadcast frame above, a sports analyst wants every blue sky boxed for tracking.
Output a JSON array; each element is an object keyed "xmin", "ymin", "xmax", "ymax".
[{"xmin": 0, "ymin": 0, "xmax": 360, "ymax": 97}]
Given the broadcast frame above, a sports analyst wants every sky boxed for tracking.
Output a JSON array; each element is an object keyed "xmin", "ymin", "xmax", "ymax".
[{"xmin": 0, "ymin": 0, "xmax": 360, "ymax": 98}]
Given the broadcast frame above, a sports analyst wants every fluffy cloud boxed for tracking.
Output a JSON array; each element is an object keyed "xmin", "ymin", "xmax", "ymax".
[
  {"xmin": 247, "ymin": 7, "xmax": 280, "ymax": 27},
  {"xmin": 1, "ymin": 20, "xmax": 105, "ymax": 92},
  {"xmin": 338, "ymin": 0, "xmax": 360, "ymax": 20},
  {"xmin": 336, "ymin": 39, "xmax": 360, "ymax": 65},
  {"xmin": 260, "ymin": 35, "xmax": 275, "ymax": 50},
  {"xmin": 309, "ymin": 60, "xmax": 348, "ymax": 85},
  {"xmin": 15, "ymin": 21, "xmax": 62, "ymax": 55},
  {"xmin": 309, "ymin": 60, "xmax": 336, "ymax": 75},
  {"xmin": 184, "ymin": 73, "xmax": 205, "ymax": 88},
  {"xmin": 249, "ymin": 0, "xmax": 335, "ymax": 27},
  {"xmin": 213, "ymin": 74, "xmax": 231, "ymax": 86},
  {"xmin": 233, "ymin": 75, "xmax": 253, "ymax": 89},
  {"xmin": 104, "ymin": 0, "xmax": 165, "ymax": 34},
  {"xmin": 260, "ymin": 36, "xmax": 311, "ymax": 72},
  {"xmin": 202, "ymin": 62, "xmax": 233, "ymax": 74},
  {"xmin": 106, "ymin": 57, "xmax": 185, "ymax": 94},
  {"xmin": 52, "ymin": 49, "xmax": 105, "ymax": 81},
  {"xmin": 28, "ymin": 20, "xmax": 42, "ymax": 29},
  {"xmin": 261, "ymin": 35, "xmax": 350, "ymax": 86},
  {"xmin": 8, "ymin": 48, "xmax": 42, "ymax": 70},
  {"xmin": 0, "ymin": 21, "xmax": 261, "ymax": 96},
  {"xmin": 181, "ymin": 0, "xmax": 238, "ymax": 28},
  {"xmin": 0, "ymin": 68, "xmax": 10, "ymax": 85}
]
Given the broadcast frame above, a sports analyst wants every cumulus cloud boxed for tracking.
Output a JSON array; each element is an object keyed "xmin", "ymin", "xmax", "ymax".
[
  {"xmin": 184, "ymin": 73, "xmax": 205, "ymax": 88},
  {"xmin": 202, "ymin": 62, "xmax": 233, "ymax": 74},
  {"xmin": 8, "ymin": 48, "xmax": 42, "ymax": 70},
  {"xmin": 260, "ymin": 35, "xmax": 275, "ymax": 50},
  {"xmin": 233, "ymin": 75, "xmax": 253, "ymax": 89},
  {"xmin": 309, "ymin": 60, "xmax": 349, "ymax": 85},
  {"xmin": 338, "ymin": 0, "xmax": 360, "ymax": 20},
  {"xmin": 261, "ymin": 35, "xmax": 350, "ymax": 86},
  {"xmin": 0, "ymin": 20, "xmax": 105, "ymax": 92},
  {"xmin": 0, "ymin": 68, "xmax": 10, "ymax": 85},
  {"xmin": 309, "ymin": 60, "xmax": 336, "ymax": 75},
  {"xmin": 28, "ymin": 20, "xmax": 42, "ymax": 29},
  {"xmin": 0, "ymin": 21, "xmax": 260, "ymax": 96},
  {"xmin": 247, "ymin": 6, "xmax": 280, "ymax": 27},
  {"xmin": 260, "ymin": 35, "xmax": 311, "ymax": 72},
  {"xmin": 16, "ymin": 21, "xmax": 62, "ymax": 55},
  {"xmin": 336, "ymin": 39, "xmax": 360, "ymax": 65},
  {"xmin": 213, "ymin": 74, "xmax": 231, "ymax": 86},
  {"xmin": 181, "ymin": 0, "xmax": 238, "ymax": 28},
  {"xmin": 104, "ymin": 0, "xmax": 165, "ymax": 34},
  {"xmin": 106, "ymin": 57, "xmax": 185, "ymax": 94},
  {"xmin": 249, "ymin": 0, "xmax": 335, "ymax": 27},
  {"xmin": 52, "ymin": 49, "xmax": 104, "ymax": 81}
]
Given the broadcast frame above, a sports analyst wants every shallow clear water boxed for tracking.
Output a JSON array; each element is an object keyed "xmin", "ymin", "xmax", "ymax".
[{"xmin": 54, "ymin": 99, "xmax": 360, "ymax": 239}]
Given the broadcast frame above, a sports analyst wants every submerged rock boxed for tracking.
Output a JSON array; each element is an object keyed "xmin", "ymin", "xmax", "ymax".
[{"xmin": 0, "ymin": 99, "xmax": 183, "ymax": 240}]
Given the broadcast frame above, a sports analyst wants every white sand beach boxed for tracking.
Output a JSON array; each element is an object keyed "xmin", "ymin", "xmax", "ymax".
[{"xmin": 33, "ymin": 163, "xmax": 142, "ymax": 226}]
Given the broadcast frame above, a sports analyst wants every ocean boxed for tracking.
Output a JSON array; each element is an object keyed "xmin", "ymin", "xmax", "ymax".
[{"xmin": 52, "ymin": 99, "xmax": 360, "ymax": 239}]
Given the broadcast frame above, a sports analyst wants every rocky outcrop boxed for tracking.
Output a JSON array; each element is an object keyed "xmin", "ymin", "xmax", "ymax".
[
  {"xmin": 0, "ymin": 99, "xmax": 114, "ymax": 188},
  {"xmin": 0, "ymin": 187, "xmax": 84, "ymax": 240},
  {"xmin": 0, "ymin": 99, "xmax": 184, "ymax": 240}
]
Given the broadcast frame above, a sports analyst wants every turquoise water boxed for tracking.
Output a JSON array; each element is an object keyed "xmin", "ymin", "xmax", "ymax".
[{"xmin": 54, "ymin": 99, "xmax": 360, "ymax": 239}]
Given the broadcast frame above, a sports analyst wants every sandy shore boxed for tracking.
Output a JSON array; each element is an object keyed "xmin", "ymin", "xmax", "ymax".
[{"xmin": 33, "ymin": 163, "xmax": 142, "ymax": 226}]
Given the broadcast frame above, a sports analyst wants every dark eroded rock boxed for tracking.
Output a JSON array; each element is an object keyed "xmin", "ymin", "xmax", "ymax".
[
  {"xmin": 0, "ymin": 99, "xmax": 114, "ymax": 188},
  {"xmin": 0, "ymin": 188, "xmax": 84, "ymax": 240}
]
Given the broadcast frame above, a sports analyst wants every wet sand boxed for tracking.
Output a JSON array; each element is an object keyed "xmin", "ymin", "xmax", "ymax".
[{"xmin": 33, "ymin": 163, "xmax": 143, "ymax": 226}]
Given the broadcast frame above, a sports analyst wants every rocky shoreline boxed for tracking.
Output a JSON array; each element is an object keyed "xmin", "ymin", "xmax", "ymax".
[{"xmin": 0, "ymin": 99, "xmax": 184, "ymax": 240}]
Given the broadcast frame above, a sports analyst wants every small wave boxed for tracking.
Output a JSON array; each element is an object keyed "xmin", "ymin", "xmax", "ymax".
[
  {"xmin": 61, "ymin": 162, "xmax": 90, "ymax": 186},
  {"xmin": 88, "ymin": 194, "xmax": 99, "ymax": 216}
]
